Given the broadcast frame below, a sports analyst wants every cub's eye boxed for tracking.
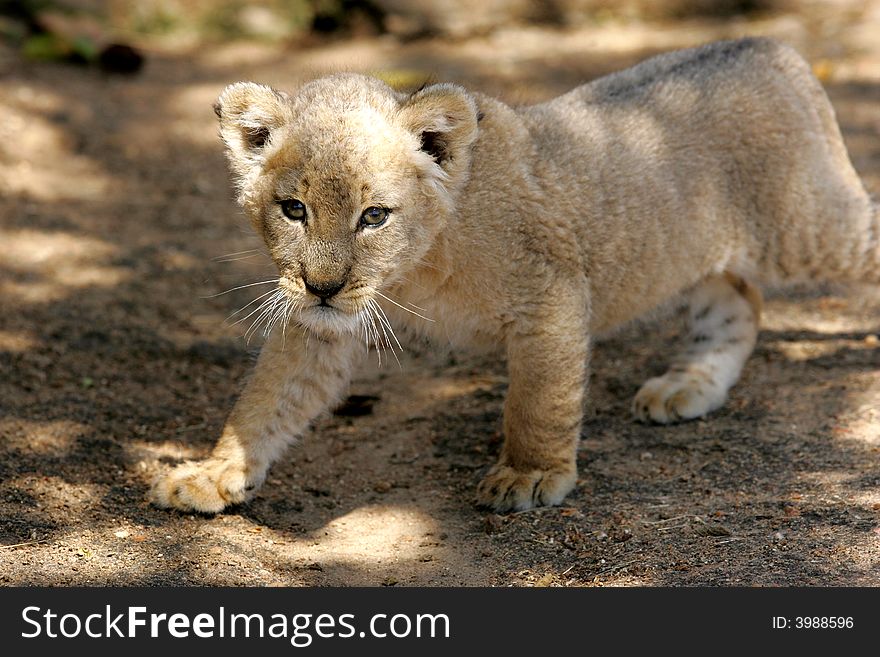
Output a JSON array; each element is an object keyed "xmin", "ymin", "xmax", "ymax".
[
  {"xmin": 279, "ymin": 199, "xmax": 307, "ymax": 222},
  {"xmin": 360, "ymin": 206, "xmax": 389, "ymax": 228}
]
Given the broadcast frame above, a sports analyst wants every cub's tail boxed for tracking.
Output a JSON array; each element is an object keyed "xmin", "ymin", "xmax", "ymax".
[
  {"xmin": 853, "ymin": 199, "xmax": 880, "ymax": 284},
  {"xmin": 787, "ymin": 195, "xmax": 880, "ymax": 286}
]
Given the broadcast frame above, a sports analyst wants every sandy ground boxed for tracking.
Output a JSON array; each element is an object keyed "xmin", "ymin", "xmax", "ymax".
[{"xmin": 2, "ymin": 6, "xmax": 880, "ymax": 586}]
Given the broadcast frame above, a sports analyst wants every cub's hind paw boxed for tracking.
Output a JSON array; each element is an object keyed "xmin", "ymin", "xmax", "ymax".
[
  {"xmin": 150, "ymin": 458, "xmax": 256, "ymax": 514},
  {"xmin": 633, "ymin": 371, "xmax": 727, "ymax": 424},
  {"xmin": 476, "ymin": 463, "xmax": 576, "ymax": 513}
]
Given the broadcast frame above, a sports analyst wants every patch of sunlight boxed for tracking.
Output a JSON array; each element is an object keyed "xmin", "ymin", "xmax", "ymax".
[
  {"xmin": 833, "ymin": 418, "xmax": 880, "ymax": 447},
  {"xmin": 830, "ymin": 383, "xmax": 880, "ymax": 447},
  {"xmin": 0, "ymin": 418, "xmax": 87, "ymax": 454},
  {"xmin": 763, "ymin": 289, "xmax": 880, "ymax": 335},
  {"xmin": 127, "ymin": 438, "xmax": 204, "ymax": 465},
  {"xmin": 764, "ymin": 311, "xmax": 866, "ymax": 335},
  {"xmin": 168, "ymin": 84, "xmax": 228, "ymax": 144},
  {"xmin": 0, "ymin": 330, "xmax": 39, "ymax": 352},
  {"xmin": 419, "ymin": 375, "xmax": 503, "ymax": 400},
  {"xmin": 486, "ymin": 22, "xmax": 701, "ymax": 58},
  {"xmin": 0, "ymin": 228, "xmax": 129, "ymax": 302},
  {"xmin": 852, "ymin": 490, "xmax": 880, "ymax": 509},
  {"xmin": 604, "ymin": 576, "xmax": 652, "ymax": 587},
  {"xmin": 306, "ymin": 504, "xmax": 437, "ymax": 563},
  {"xmin": 278, "ymin": 40, "xmax": 386, "ymax": 75},
  {"xmin": 162, "ymin": 249, "xmax": 201, "ymax": 270},
  {"xmin": 772, "ymin": 338, "xmax": 876, "ymax": 363},
  {"xmin": 197, "ymin": 42, "xmax": 290, "ymax": 68},
  {"xmin": 799, "ymin": 470, "xmax": 861, "ymax": 488},
  {"xmin": 0, "ymin": 163, "xmax": 110, "ymax": 201},
  {"xmin": 371, "ymin": 371, "xmax": 504, "ymax": 420},
  {"xmin": 190, "ymin": 502, "xmax": 443, "ymax": 585},
  {"xmin": 22, "ymin": 475, "xmax": 103, "ymax": 513},
  {"xmin": 0, "ymin": 93, "xmax": 111, "ymax": 202},
  {"xmin": 3, "ymin": 229, "xmax": 115, "ymax": 266}
]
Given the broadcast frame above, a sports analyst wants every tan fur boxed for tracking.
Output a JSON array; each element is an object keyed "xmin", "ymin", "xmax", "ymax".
[{"xmin": 151, "ymin": 38, "xmax": 879, "ymax": 513}]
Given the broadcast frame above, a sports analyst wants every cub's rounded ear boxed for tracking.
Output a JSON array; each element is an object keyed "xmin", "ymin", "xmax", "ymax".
[
  {"xmin": 399, "ymin": 83, "xmax": 479, "ymax": 185},
  {"xmin": 214, "ymin": 82, "xmax": 289, "ymax": 167}
]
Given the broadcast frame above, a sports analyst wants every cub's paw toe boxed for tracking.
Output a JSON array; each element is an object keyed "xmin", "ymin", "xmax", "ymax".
[
  {"xmin": 633, "ymin": 373, "xmax": 726, "ymax": 424},
  {"xmin": 150, "ymin": 459, "xmax": 255, "ymax": 513},
  {"xmin": 476, "ymin": 464, "xmax": 576, "ymax": 513}
]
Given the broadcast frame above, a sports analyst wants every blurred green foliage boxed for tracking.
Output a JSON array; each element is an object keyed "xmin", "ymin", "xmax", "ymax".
[{"xmin": 22, "ymin": 31, "xmax": 96, "ymax": 61}]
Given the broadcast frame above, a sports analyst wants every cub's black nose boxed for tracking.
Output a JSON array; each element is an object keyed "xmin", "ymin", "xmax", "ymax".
[{"xmin": 303, "ymin": 278, "xmax": 345, "ymax": 300}]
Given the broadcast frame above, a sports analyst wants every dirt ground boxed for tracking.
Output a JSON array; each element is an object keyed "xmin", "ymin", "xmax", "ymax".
[{"xmin": 2, "ymin": 5, "xmax": 880, "ymax": 586}]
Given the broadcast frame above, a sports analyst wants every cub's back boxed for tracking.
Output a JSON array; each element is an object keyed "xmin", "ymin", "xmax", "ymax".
[{"xmin": 516, "ymin": 38, "xmax": 847, "ymax": 330}]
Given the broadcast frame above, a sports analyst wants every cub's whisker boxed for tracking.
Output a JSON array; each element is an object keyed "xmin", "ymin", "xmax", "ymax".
[
  {"xmin": 374, "ymin": 290, "xmax": 434, "ymax": 322},
  {"xmin": 225, "ymin": 287, "xmax": 279, "ymax": 322},
  {"xmin": 248, "ymin": 298, "xmax": 281, "ymax": 340},
  {"xmin": 211, "ymin": 248, "xmax": 260, "ymax": 261},
  {"xmin": 369, "ymin": 300, "xmax": 401, "ymax": 367},
  {"xmin": 211, "ymin": 248, "xmax": 268, "ymax": 263},
  {"xmin": 244, "ymin": 289, "xmax": 285, "ymax": 343},
  {"xmin": 229, "ymin": 288, "xmax": 281, "ymax": 327},
  {"xmin": 358, "ymin": 311, "xmax": 368, "ymax": 354},
  {"xmin": 260, "ymin": 292, "xmax": 288, "ymax": 337},
  {"xmin": 370, "ymin": 299, "xmax": 403, "ymax": 352},
  {"xmin": 203, "ymin": 279, "xmax": 280, "ymax": 298},
  {"xmin": 213, "ymin": 253, "xmax": 266, "ymax": 263},
  {"xmin": 243, "ymin": 297, "xmax": 276, "ymax": 342},
  {"xmin": 364, "ymin": 304, "xmax": 384, "ymax": 366},
  {"xmin": 387, "ymin": 276, "xmax": 430, "ymax": 312},
  {"xmin": 264, "ymin": 295, "xmax": 288, "ymax": 336},
  {"xmin": 279, "ymin": 297, "xmax": 299, "ymax": 351},
  {"xmin": 358, "ymin": 307, "xmax": 374, "ymax": 357}
]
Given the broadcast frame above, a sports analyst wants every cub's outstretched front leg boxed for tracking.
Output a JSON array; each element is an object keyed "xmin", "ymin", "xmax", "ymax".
[
  {"xmin": 477, "ymin": 290, "xmax": 589, "ymax": 512},
  {"xmin": 633, "ymin": 272, "xmax": 762, "ymax": 424},
  {"xmin": 151, "ymin": 325, "xmax": 359, "ymax": 513}
]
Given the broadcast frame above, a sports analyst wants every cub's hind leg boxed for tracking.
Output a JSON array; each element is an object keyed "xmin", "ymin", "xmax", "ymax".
[{"xmin": 633, "ymin": 272, "xmax": 762, "ymax": 424}]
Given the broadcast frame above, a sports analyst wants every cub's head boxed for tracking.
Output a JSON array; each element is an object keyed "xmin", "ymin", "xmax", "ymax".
[{"xmin": 214, "ymin": 74, "xmax": 479, "ymax": 336}]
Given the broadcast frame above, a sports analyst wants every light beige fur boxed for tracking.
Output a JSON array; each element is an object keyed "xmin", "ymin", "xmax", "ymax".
[{"xmin": 151, "ymin": 37, "xmax": 879, "ymax": 514}]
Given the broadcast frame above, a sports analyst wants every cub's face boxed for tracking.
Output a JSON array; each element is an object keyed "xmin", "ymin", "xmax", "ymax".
[{"xmin": 215, "ymin": 75, "xmax": 479, "ymax": 336}]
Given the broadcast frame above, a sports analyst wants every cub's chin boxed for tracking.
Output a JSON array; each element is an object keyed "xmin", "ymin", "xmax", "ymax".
[{"xmin": 294, "ymin": 303, "xmax": 362, "ymax": 338}]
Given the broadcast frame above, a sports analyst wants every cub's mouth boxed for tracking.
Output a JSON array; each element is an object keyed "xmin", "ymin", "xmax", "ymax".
[
  {"xmin": 293, "ymin": 304, "xmax": 359, "ymax": 335},
  {"xmin": 271, "ymin": 278, "xmax": 417, "ymax": 365},
  {"xmin": 301, "ymin": 289, "xmax": 361, "ymax": 317},
  {"xmin": 310, "ymin": 302, "xmax": 344, "ymax": 314},
  {"xmin": 277, "ymin": 277, "xmax": 410, "ymax": 354},
  {"xmin": 279, "ymin": 278, "xmax": 364, "ymax": 337}
]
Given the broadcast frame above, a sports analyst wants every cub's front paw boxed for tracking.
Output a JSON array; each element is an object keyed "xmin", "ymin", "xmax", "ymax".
[
  {"xmin": 150, "ymin": 458, "xmax": 258, "ymax": 513},
  {"xmin": 476, "ymin": 463, "xmax": 576, "ymax": 513}
]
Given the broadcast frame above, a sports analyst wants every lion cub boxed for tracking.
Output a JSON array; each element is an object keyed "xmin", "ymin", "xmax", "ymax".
[{"xmin": 152, "ymin": 38, "xmax": 878, "ymax": 513}]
